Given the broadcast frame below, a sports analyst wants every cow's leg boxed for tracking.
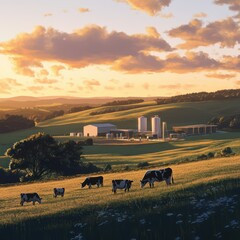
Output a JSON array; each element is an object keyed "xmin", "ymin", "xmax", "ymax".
[
  {"xmin": 20, "ymin": 201, "xmax": 24, "ymax": 206},
  {"xmin": 166, "ymin": 177, "xmax": 171, "ymax": 185},
  {"xmin": 33, "ymin": 201, "xmax": 35, "ymax": 205},
  {"xmin": 88, "ymin": 184, "xmax": 92, "ymax": 189}
]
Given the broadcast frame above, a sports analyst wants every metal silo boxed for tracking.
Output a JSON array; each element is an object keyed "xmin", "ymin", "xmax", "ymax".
[
  {"xmin": 151, "ymin": 115, "xmax": 161, "ymax": 138},
  {"xmin": 138, "ymin": 116, "xmax": 147, "ymax": 132}
]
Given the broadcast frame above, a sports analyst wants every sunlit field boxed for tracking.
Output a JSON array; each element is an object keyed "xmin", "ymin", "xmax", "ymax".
[{"xmin": 0, "ymin": 156, "xmax": 240, "ymax": 239}]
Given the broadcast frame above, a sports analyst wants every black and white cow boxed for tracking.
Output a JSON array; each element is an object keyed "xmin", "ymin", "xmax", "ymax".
[
  {"xmin": 81, "ymin": 176, "xmax": 103, "ymax": 188},
  {"xmin": 112, "ymin": 179, "xmax": 133, "ymax": 194},
  {"xmin": 53, "ymin": 188, "xmax": 65, "ymax": 197},
  {"xmin": 140, "ymin": 168, "xmax": 174, "ymax": 188},
  {"xmin": 20, "ymin": 193, "xmax": 42, "ymax": 206}
]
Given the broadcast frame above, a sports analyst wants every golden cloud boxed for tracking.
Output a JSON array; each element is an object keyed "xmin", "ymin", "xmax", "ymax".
[
  {"xmin": 193, "ymin": 12, "xmax": 207, "ymax": 18},
  {"xmin": 27, "ymin": 86, "xmax": 44, "ymax": 93},
  {"xmin": 78, "ymin": 8, "xmax": 90, "ymax": 13},
  {"xmin": 205, "ymin": 73, "xmax": 236, "ymax": 79},
  {"xmin": 0, "ymin": 25, "xmax": 172, "ymax": 73},
  {"xmin": 112, "ymin": 52, "xmax": 221, "ymax": 73},
  {"xmin": 214, "ymin": 0, "xmax": 240, "ymax": 19},
  {"xmin": 117, "ymin": 0, "xmax": 171, "ymax": 16},
  {"xmin": 168, "ymin": 18, "xmax": 240, "ymax": 49},
  {"xmin": 51, "ymin": 65, "xmax": 66, "ymax": 76},
  {"xmin": 0, "ymin": 78, "xmax": 22, "ymax": 94},
  {"xmin": 34, "ymin": 78, "xmax": 58, "ymax": 84}
]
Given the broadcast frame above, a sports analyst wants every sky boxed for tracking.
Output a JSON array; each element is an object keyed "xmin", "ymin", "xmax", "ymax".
[{"xmin": 0, "ymin": 0, "xmax": 239, "ymax": 98}]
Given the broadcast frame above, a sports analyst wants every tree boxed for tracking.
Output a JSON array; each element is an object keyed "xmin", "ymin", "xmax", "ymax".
[{"xmin": 6, "ymin": 132, "xmax": 83, "ymax": 179}]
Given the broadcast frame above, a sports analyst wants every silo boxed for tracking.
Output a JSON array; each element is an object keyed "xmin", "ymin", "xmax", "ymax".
[
  {"xmin": 162, "ymin": 122, "xmax": 167, "ymax": 140},
  {"xmin": 138, "ymin": 116, "xmax": 147, "ymax": 132},
  {"xmin": 151, "ymin": 115, "xmax": 161, "ymax": 138}
]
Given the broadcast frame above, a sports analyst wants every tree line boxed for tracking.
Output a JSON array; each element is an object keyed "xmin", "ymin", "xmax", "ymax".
[
  {"xmin": 155, "ymin": 89, "xmax": 240, "ymax": 105},
  {"xmin": 208, "ymin": 114, "xmax": 240, "ymax": 129},
  {"xmin": 0, "ymin": 115, "xmax": 35, "ymax": 133},
  {"xmin": 102, "ymin": 99, "xmax": 144, "ymax": 106}
]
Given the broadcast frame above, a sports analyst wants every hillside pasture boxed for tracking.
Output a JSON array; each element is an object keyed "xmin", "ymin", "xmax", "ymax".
[
  {"xmin": 0, "ymin": 98, "xmax": 240, "ymax": 157},
  {"xmin": 0, "ymin": 156, "xmax": 240, "ymax": 239}
]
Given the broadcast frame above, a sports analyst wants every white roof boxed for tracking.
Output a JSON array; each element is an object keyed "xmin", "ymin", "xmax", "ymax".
[{"xmin": 86, "ymin": 123, "xmax": 116, "ymax": 128}]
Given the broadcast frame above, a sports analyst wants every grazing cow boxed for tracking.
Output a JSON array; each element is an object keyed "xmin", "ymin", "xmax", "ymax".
[
  {"xmin": 53, "ymin": 188, "xmax": 65, "ymax": 198},
  {"xmin": 81, "ymin": 176, "xmax": 103, "ymax": 188},
  {"xmin": 112, "ymin": 179, "xmax": 133, "ymax": 194},
  {"xmin": 140, "ymin": 168, "xmax": 174, "ymax": 188},
  {"xmin": 20, "ymin": 193, "xmax": 42, "ymax": 206}
]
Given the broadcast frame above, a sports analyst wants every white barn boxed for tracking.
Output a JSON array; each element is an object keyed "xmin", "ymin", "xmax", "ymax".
[{"xmin": 83, "ymin": 123, "xmax": 117, "ymax": 137}]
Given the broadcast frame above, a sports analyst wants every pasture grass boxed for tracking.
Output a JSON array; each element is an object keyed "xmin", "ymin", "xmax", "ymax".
[{"xmin": 0, "ymin": 155, "xmax": 240, "ymax": 239}]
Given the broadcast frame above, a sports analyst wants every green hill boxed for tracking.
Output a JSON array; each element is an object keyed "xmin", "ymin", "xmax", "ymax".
[{"xmin": 0, "ymin": 98, "xmax": 239, "ymax": 158}]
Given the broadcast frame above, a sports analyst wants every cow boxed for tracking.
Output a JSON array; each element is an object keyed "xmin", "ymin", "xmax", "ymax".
[
  {"xmin": 20, "ymin": 193, "xmax": 42, "ymax": 206},
  {"xmin": 140, "ymin": 168, "xmax": 174, "ymax": 188},
  {"xmin": 112, "ymin": 179, "xmax": 133, "ymax": 194},
  {"xmin": 53, "ymin": 188, "xmax": 65, "ymax": 198},
  {"xmin": 81, "ymin": 176, "xmax": 103, "ymax": 188}
]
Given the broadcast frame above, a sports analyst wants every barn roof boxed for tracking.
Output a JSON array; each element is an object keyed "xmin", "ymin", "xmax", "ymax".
[{"xmin": 86, "ymin": 123, "xmax": 116, "ymax": 128}]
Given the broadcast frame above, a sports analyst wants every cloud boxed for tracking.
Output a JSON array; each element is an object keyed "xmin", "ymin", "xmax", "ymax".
[
  {"xmin": 158, "ymin": 83, "xmax": 195, "ymax": 89},
  {"xmin": 214, "ymin": 0, "xmax": 240, "ymax": 19},
  {"xmin": 0, "ymin": 25, "xmax": 172, "ymax": 72},
  {"xmin": 43, "ymin": 13, "xmax": 53, "ymax": 17},
  {"xmin": 78, "ymin": 8, "xmax": 90, "ymax": 13},
  {"xmin": 27, "ymin": 86, "xmax": 44, "ymax": 93},
  {"xmin": 159, "ymin": 12, "xmax": 173, "ymax": 18},
  {"xmin": 0, "ymin": 78, "xmax": 22, "ymax": 94},
  {"xmin": 112, "ymin": 51, "xmax": 221, "ymax": 73},
  {"xmin": 205, "ymin": 73, "xmax": 236, "ymax": 79},
  {"xmin": 51, "ymin": 65, "xmax": 66, "ymax": 76},
  {"xmin": 10, "ymin": 57, "xmax": 42, "ymax": 77},
  {"xmin": 142, "ymin": 82, "xmax": 150, "ymax": 89},
  {"xmin": 39, "ymin": 69, "xmax": 49, "ymax": 76},
  {"xmin": 124, "ymin": 83, "xmax": 134, "ymax": 88},
  {"xmin": 146, "ymin": 26, "xmax": 160, "ymax": 38},
  {"xmin": 116, "ymin": 0, "xmax": 171, "ymax": 16},
  {"xmin": 193, "ymin": 12, "xmax": 207, "ymax": 18},
  {"xmin": 34, "ymin": 78, "xmax": 58, "ymax": 84},
  {"xmin": 168, "ymin": 18, "xmax": 240, "ymax": 49},
  {"xmin": 83, "ymin": 79, "xmax": 100, "ymax": 90},
  {"xmin": 236, "ymin": 80, "xmax": 240, "ymax": 85}
]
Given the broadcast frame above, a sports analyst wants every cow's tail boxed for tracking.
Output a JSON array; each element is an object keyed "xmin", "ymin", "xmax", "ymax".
[{"xmin": 172, "ymin": 175, "xmax": 174, "ymax": 184}]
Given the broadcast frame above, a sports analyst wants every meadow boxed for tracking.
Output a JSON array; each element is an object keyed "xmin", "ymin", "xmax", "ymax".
[
  {"xmin": 0, "ymin": 156, "xmax": 240, "ymax": 239},
  {"xmin": 0, "ymin": 98, "xmax": 240, "ymax": 239}
]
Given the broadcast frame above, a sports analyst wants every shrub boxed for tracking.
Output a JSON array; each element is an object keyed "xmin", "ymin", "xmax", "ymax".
[
  {"xmin": 197, "ymin": 154, "xmax": 208, "ymax": 160},
  {"xmin": 221, "ymin": 147, "xmax": 233, "ymax": 156},
  {"xmin": 137, "ymin": 162, "xmax": 149, "ymax": 168},
  {"xmin": 207, "ymin": 152, "xmax": 215, "ymax": 159},
  {"xmin": 104, "ymin": 164, "xmax": 112, "ymax": 171}
]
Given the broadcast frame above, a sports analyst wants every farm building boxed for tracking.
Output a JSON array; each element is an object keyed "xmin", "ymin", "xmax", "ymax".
[
  {"xmin": 83, "ymin": 123, "xmax": 117, "ymax": 137},
  {"xmin": 172, "ymin": 124, "xmax": 217, "ymax": 135},
  {"xmin": 110, "ymin": 129, "xmax": 137, "ymax": 139}
]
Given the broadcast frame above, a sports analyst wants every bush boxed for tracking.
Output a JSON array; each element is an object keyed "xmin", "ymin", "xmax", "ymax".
[
  {"xmin": 137, "ymin": 162, "xmax": 149, "ymax": 168},
  {"xmin": 0, "ymin": 168, "xmax": 23, "ymax": 184},
  {"xmin": 207, "ymin": 152, "xmax": 215, "ymax": 159},
  {"xmin": 221, "ymin": 147, "xmax": 233, "ymax": 156},
  {"xmin": 104, "ymin": 164, "xmax": 112, "ymax": 171},
  {"xmin": 197, "ymin": 154, "xmax": 208, "ymax": 160}
]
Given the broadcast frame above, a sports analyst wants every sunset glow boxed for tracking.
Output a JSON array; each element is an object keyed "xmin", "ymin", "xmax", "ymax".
[{"xmin": 0, "ymin": 0, "xmax": 239, "ymax": 97}]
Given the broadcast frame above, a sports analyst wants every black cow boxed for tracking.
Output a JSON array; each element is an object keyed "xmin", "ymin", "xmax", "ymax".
[
  {"xmin": 20, "ymin": 193, "xmax": 42, "ymax": 206},
  {"xmin": 53, "ymin": 188, "xmax": 65, "ymax": 197},
  {"xmin": 81, "ymin": 176, "xmax": 103, "ymax": 188},
  {"xmin": 112, "ymin": 179, "xmax": 133, "ymax": 194},
  {"xmin": 140, "ymin": 168, "xmax": 174, "ymax": 188}
]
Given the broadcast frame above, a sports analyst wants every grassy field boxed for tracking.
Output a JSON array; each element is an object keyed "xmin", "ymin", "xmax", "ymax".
[
  {"xmin": 0, "ymin": 156, "xmax": 240, "ymax": 239},
  {"xmin": 0, "ymin": 98, "xmax": 240, "ymax": 156},
  {"xmin": 0, "ymin": 99, "xmax": 240, "ymax": 239}
]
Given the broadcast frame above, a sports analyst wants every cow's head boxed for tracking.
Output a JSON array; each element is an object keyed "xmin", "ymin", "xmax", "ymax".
[
  {"xmin": 140, "ymin": 180, "xmax": 147, "ymax": 188},
  {"xmin": 81, "ymin": 181, "xmax": 86, "ymax": 188},
  {"xmin": 38, "ymin": 198, "xmax": 42, "ymax": 204}
]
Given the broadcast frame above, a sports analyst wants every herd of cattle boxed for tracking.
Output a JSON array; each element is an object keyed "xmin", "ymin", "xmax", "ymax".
[{"xmin": 20, "ymin": 168, "xmax": 174, "ymax": 206}]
